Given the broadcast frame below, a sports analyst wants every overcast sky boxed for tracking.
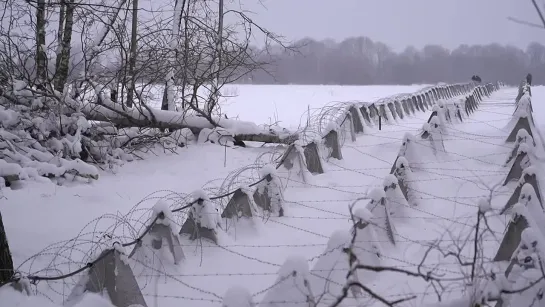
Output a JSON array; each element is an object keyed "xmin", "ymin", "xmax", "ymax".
[{"xmin": 231, "ymin": 0, "xmax": 545, "ymax": 51}]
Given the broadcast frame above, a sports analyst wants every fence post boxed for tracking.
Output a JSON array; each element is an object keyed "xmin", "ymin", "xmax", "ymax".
[
  {"xmin": 379, "ymin": 115, "xmax": 382, "ymax": 130},
  {"xmin": 0, "ymin": 210, "xmax": 14, "ymax": 284}
]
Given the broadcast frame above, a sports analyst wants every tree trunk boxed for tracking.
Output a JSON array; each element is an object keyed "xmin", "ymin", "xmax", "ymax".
[
  {"xmin": 54, "ymin": 0, "xmax": 75, "ymax": 92},
  {"xmin": 126, "ymin": 0, "xmax": 138, "ymax": 108},
  {"xmin": 0, "ymin": 210, "xmax": 14, "ymax": 284},
  {"xmin": 35, "ymin": 0, "xmax": 47, "ymax": 86}
]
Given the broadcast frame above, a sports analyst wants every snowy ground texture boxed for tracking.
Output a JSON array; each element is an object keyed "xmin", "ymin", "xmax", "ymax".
[{"xmin": 1, "ymin": 83, "xmax": 542, "ymax": 307}]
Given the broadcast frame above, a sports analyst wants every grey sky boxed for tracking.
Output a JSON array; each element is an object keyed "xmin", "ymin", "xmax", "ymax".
[{"xmin": 234, "ymin": 0, "xmax": 545, "ymax": 51}]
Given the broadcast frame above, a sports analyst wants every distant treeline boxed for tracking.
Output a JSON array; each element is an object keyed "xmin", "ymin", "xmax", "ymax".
[{"xmin": 243, "ymin": 37, "xmax": 545, "ymax": 86}]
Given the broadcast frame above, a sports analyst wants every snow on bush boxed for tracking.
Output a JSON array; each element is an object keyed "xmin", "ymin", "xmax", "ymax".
[
  {"xmin": 168, "ymin": 128, "xmax": 195, "ymax": 146},
  {"xmin": 197, "ymin": 127, "xmax": 235, "ymax": 146},
  {"xmin": 189, "ymin": 190, "xmax": 221, "ymax": 230},
  {"xmin": 260, "ymin": 255, "xmax": 315, "ymax": 307},
  {"xmin": 222, "ymin": 286, "xmax": 256, "ymax": 307}
]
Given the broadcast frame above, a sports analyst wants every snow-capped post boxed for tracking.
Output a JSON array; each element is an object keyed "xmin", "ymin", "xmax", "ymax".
[
  {"xmin": 392, "ymin": 156, "xmax": 418, "ymax": 206},
  {"xmin": 348, "ymin": 105, "xmax": 364, "ymax": 134},
  {"xmin": 324, "ymin": 123, "xmax": 343, "ymax": 160},
  {"xmin": 345, "ymin": 113, "xmax": 357, "ymax": 142},
  {"xmin": 382, "ymin": 174, "xmax": 409, "ymax": 216},
  {"xmin": 359, "ymin": 106, "xmax": 372, "ymax": 126},
  {"xmin": 422, "ymin": 117, "xmax": 445, "ymax": 154},
  {"xmin": 65, "ymin": 244, "xmax": 147, "ymax": 307},
  {"xmin": 222, "ymin": 286, "xmax": 256, "ymax": 307},
  {"xmin": 494, "ymin": 185, "xmax": 545, "ymax": 263},
  {"xmin": 506, "ymin": 116, "xmax": 535, "ymax": 144},
  {"xmin": 412, "ymin": 96, "xmax": 421, "ymax": 112},
  {"xmin": 427, "ymin": 106, "xmax": 439, "ymax": 123},
  {"xmin": 499, "ymin": 227, "xmax": 545, "ymax": 306},
  {"xmin": 387, "ymin": 102, "xmax": 397, "ymax": 120},
  {"xmin": 378, "ymin": 114, "xmax": 382, "ymax": 130},
  {"xmin": 394, "ymin": 100, "xmax": 404, "ymax": 119},
  {"xmin": 503, "ymin": 144, "xmax": 532, "ymax": 186},
  {"xmin": 455, "ymin": 102, "xmax": 463, "ymax": 122},
  {"xmin": 365, "ymin": 188, "xmax": 396, "ymax": 245},
  {"xmin": 253, "ymin": 165, "xmax": 284, "ymax": 216},
  {"xmin": 379, "ymin": 104, "xmax": 389, "ymax": 122},
  {"xmin": 505, "ymin": 129, "xmax": 534, "ymax": 166},
  {"xmin": 406, "ymin": 97, "xmax": 416, "ymax": 115},
  {"xmin": 0, "ymin": 210, "xmax": 14, "ymax": 284},
  {"xmin": 309, "ymin": 230, "xmax": 358, "ymax": 303},
  {"xmin": 179, "ymin": 190, "xmax": 221, "ymax": 244},
  {"xmin": 417, "ymin": 95, "xmax": 426, "ymax": 111},
  {"xmin": 463, "ymin": 97, "xmax": 471, "ymax": 115},
  {"xmin": 259, "ymin": 256, "xmax": 316, "ymax": 307},
  {"xmin": 129, "ymin": 200, "xmax": 185, "ymax": 264},
  {"xmin": 303, "ymin": 141, "xmax": 324, "ymax": 174},
  {"xmin": 500, "ymin": 166, "xmax": 543, "ymax": 215},
  {"xmin": 222, "ymin": 186, "xmax": 258, "ymax": 220},
  {"xmin": 368, "ymin": 104, "xmax": 379, "ymax": 124}
]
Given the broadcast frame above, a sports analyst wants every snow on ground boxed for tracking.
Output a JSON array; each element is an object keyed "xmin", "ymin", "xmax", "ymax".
[
  {"xmin": 0, "ymin": 84, "xmax": 534, "ymax": 307},
  {"xmin": 217, "ymin": 84, "xmax": 430, "ymax": 129}
]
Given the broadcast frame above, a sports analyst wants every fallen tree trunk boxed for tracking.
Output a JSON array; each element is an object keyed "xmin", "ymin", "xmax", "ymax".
[{"xmin": 77, "ymin": 100, "xmax": 299, "ymax": 145}]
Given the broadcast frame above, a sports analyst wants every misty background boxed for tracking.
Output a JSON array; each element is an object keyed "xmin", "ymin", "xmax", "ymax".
[{"xmin": 231, "ymin": 0, "xmax": 545, "ymax": 85}]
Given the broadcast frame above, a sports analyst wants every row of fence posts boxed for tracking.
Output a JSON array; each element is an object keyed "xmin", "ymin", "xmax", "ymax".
[
  {"xmin": 486, "ymin": 80, "xmax": 545, "ymax": 306},
  {"xmin": 0, "ymin": 81, "xmax": 503, "ymax": 307}
]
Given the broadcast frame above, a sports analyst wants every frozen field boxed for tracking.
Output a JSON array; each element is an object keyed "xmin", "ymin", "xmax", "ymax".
[{"xmin": 1, "ymin": 84, "xmax": 542, "ymax": 307}]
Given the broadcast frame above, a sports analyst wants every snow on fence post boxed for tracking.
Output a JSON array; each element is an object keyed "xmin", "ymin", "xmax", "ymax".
[
  {"xmin": 365, "ymin": 189, "xmax": 396, "ymax": 245},
  {"xmin": 66, "ymin": 245, "xmax": 148, "ymax": 307},
  {"xmin": 259, "ymin": 256, "xmax": 316, "ymax": 307},
  {"xmin": 411, "ymin": 96, "xmax": 421, "ymax": 112},
  {"xmin": 393, "ymin": 100, "xmax": 404, "ymax": 119},
  {"xmin": 222, "ymin": 286, "xmax": 256, "ymax": 307},
  {"xmin": 417, "ymin": 95, "xmax": 426, "ymax": 111},
  {"xmin": 455, "ymin": 102, "xmax": 463, "ymax": 122},
  {"xmin": 368, "ymin": 104, "xmax": 379, "ymax": 124},
  {"xmin": 221, "ymin": 186, "xmax": 258, "ymax": 220},
  {"xmin": 345, "ymin": 113, "xmax": 357, "ymax": 142},
  {"xmin": 505, "ymin": 129, "xmax": 534, "ymax": 166},
  {"xmin": 129, "ymin": 201, "xmax": 185, "ymax": 264},
  {"xmin": 391, "ymin": 156, "xmax": 418, "ymax": 206},
  {"xmin": 179, "ymin": 190, "xmax": 221, "ymax": 244},
  {"xmin": 401, "ymin": 99, "xmax": 411, "ymax": 116},
  {"xmin": 379, "ymin": 104, "xmax": 389, "ymax": 122},
  {"xmin": 303, "ymin": 141, "xmax": 324, "ymax": 174},
  {"xmin": 387, "ymin": 102, "xmax": 398, "ymax": 120},
  {"xmin": 324, "ymin": 125, "xmax": 343, "ymax": 160},
  {"xmin": 494, "ymin": 185, "xmax": 543, "ymax": 264},
  {"xmin": 500, "ymin": 166, "xmax": 543, "ymax": 215},
  {"xmin": 0, "ymin": 210, "xmax": 14, "ymax": 285},
  {"xmin": 348, "ymin": 105, "xmax": 364, "ymax": 134},
  {"xmin": 503, "ymin": 144, "xmax": 532, "ymax": 186},
  {"xmin": 506, "ymin": 116, "xmax": 535, "ymax": 144},
  {"xmin": 359, "ymin": 105, "xmax": 372, "ymax": 126},
  {"xmin": 253, "ymin": 166, "xmax": 284, "ymax": 217}
]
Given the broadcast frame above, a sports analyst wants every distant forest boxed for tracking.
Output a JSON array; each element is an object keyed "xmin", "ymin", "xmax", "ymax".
[{"xmin": 244, "ymin": 37, "xmax": 545, "ymax": 86}]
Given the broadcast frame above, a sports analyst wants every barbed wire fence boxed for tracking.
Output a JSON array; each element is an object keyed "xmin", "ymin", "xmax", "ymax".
[{"xmin": 1, "ymin": 80, "xmax": 529, "ymax": 307}]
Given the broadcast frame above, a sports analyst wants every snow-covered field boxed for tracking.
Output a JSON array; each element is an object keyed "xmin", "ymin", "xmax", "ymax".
[{"xmin": 1, "ymin": 84, "xmax": 540, "ymax": 307}]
